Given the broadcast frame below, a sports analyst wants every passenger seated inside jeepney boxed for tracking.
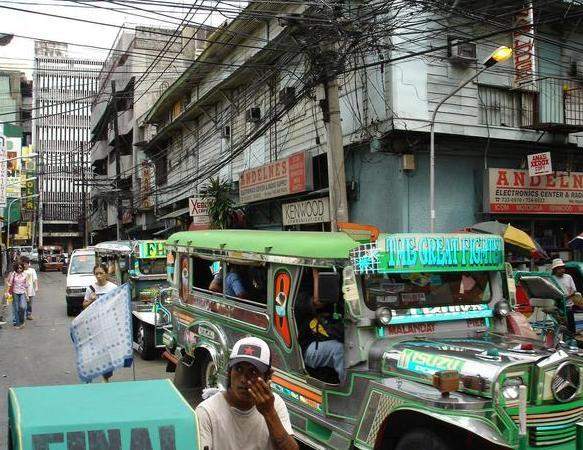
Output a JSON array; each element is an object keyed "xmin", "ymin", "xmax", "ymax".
[
  {"xmin": 295, "ymin": 268, "xmax": 345, "ymax": 384},
  {"xmin": 207, "ymin": 262, "xmax": 267, "ymax": 304}
]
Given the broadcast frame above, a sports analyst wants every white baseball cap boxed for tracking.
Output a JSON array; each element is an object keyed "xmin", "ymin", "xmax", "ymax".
[
  {"xmin": 551, "ymin": 258, "xmax": 566, "ymax": 271},
  {"xmin": 229, "ymin": 337, "xmax": 271, "ymax": 374}
]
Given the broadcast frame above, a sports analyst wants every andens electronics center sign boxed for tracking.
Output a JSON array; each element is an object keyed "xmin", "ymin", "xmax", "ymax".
[{"xmin": 485, "ymin": 168, "xmax": 583, "ymax": 214}]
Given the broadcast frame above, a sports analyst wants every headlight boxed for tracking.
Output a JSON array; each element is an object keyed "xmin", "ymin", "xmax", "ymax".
[
  {"xmin": 376, "ymin": 307, "xmax": 392, "ymax": 326},
  {"xmin": 494, "ymin": 300, "xmax": 511, "ymax": 317},
  {"xmin": 502, "ymin": 377, "xmax": 523, "ymax": 400}
]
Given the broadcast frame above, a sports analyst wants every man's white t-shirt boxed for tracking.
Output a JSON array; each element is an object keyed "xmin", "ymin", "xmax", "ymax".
[
  {"xmin": 196, "ymin": 391, "xmax": 293, "ymax": 450},
  {"xmin": 84, "ymin": 281, "xmax": 117, "ymax": 302},
  {"xmin": 23, "ymin": 267, "xmax": 38, "ymax": 297},
  {"xmin": 554, "ymin": 274, "xmax": 577, "ymax": 307}
]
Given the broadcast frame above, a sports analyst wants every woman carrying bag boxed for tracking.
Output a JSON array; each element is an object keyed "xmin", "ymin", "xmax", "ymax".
[{"xmin": 8, "ymin": 262, "xmax": 29, "ymax": 329}]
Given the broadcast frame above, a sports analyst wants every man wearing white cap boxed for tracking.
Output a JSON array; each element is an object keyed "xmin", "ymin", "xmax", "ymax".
[
  {"xmin": 195, "ymin": 336, "xmax": 298, "ymax": 450},
  {"xmin": 551, "ymin": 258, "xmax": 578, "ymax": 334}
]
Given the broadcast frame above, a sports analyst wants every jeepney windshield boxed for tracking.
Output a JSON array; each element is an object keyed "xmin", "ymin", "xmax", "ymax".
[
  {"xmin": 69, "ymin": 254, "xmax": 96, "ymax": 275},
  {"xmin": 137, "ymin": 258, "xmax": 166, "ymax": 275},
  {"xmin": 362, "ymin": 271, "xmax": 493, "ymax": 310}
]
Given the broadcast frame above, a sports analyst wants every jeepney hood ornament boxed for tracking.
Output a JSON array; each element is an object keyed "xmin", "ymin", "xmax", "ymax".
[{"xmin": 376, "ymin": 333, "xmax": 558, "ymax": 384}]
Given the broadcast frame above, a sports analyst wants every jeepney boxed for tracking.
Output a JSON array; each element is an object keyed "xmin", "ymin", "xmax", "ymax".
[
  {"xmin": 162, "ymin": 230, "xmax": 583, "ymax": 449},
  {"xmin": 38, "ymin": 245, "xmax": 64, "ymax": 272},
  {"xmin": 94, "ymin": 240, "xmax": 168, "ymax": 360}
]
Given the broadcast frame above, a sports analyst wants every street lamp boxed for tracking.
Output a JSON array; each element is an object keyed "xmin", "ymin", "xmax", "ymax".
[{"xmin": 428, "ymin": 45, "xmax": 512, "ymax": 232}]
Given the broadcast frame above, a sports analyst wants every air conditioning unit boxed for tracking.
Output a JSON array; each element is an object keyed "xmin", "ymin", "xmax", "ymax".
[
  {"xmin": 246, "ymin": 107, "xmax": 261, "ymax": 123},
  {"xmin": 448, "ymin": 38, "xmax": 477, "ymax": 63},
  {"xmin": 279, "ymin": 87, "xmax": 296, "ymax": 106},
  {"xmin": 222, "ymin": 125, "xmax": 231, "ymax": 139}
]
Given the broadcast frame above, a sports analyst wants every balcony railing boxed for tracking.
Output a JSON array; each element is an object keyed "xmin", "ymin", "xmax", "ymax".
[{"xmin": 478, "ymin": 78, "xmax": 583, "ymax": 133}]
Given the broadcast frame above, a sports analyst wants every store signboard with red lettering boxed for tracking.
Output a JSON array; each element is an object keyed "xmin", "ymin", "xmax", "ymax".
[
  {"xmin": 485, "ymin": 168, "xmax": 583, "ymax": 214},
  {"xmin": 513, "ymin": 4, "xmax": 536, "ymax": 88},
  {"xmin": 527, "ymin": 152, "xmax": 552, "ymax": 176},
  {"xmin": 188, "ymin": 197, "xmax": 210, "ymax": 225},
  {"xmin": 239, "ymin": 151, "xmax": 313, "ymax": 203}
]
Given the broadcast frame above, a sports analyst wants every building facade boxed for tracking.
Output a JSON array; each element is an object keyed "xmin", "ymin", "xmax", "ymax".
[
  {"xmin": 89, "ymin": 25, "xmax": 211, "ymax": 243},
  {"xmin": 33, "ymin": 40, "xmax": 101, "ymax": 249},
  {"xmin": 0, "ymin": 70, "xmax": 32, "ymax": 145}
]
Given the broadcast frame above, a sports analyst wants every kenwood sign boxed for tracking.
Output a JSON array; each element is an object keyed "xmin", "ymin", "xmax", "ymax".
[{"xmin": 283, "ymin": 197, "xmax": 330, "ymax": 226}]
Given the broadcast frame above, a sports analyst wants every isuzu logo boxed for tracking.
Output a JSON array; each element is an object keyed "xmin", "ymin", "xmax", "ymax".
[{"xmin": 552, "ymin": 362, "xmax": 580, "ymax": 402}]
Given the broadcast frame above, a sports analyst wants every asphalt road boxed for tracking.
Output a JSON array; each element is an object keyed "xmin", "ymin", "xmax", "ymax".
[{"xmin": 0, "ymin": 271, "xmax": 170, "ymax": 447}]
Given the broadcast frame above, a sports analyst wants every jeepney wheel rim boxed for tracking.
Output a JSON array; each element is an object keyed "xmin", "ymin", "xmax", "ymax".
[
  {"xmin": 136, "ymin": 324, "xmax": 145, "ymax": 353},
  {"xmin": 203, "ymin": 360, "xmax": 219, "ymax": 389}
]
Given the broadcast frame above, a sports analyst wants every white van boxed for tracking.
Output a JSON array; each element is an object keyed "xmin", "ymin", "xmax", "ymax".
[{"xmin": 65, "ymin": 248, "xmax": 96, "ymax": 316}]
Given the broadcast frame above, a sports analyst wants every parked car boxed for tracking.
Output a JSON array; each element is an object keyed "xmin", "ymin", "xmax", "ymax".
[{"xmin": 65, "ymin": 248, "xmax": 96, "ymax": 316}]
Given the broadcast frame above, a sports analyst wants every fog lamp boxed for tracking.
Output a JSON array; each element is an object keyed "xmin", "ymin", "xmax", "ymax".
[{"xmin": 375, "ymin": 307, "xmax": 392, "ymax": 326}]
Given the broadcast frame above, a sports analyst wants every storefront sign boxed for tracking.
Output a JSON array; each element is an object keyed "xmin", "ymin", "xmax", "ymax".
[
  {"xmin": 513, "ymin": 5, "xmax": 536, "ymax": 88},
  {"xmin": 239, "ymin": 151, "xmax": 313, "ymax": 203},
  {"xmin": 527, "ymin": 152, "xmax": 552, "ymax": 176},
  {"xmin": 282, "ymin": 197, "xmax": 330, "ymax": 226},
  {"xmin": 485, "ymin": 168, "xmax": 583, "ymax": 214},
  {"xmin": 352, "ymin": 234, "xmax": 504, "ymax": 274},
  {"xmin": 188, "ymin": 196, "xmax": 210, "ymax": 225}
]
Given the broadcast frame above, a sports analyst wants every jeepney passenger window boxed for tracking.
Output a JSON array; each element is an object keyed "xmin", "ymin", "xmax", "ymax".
[
  {"xmin": 224, "ymin": 263, "xmax": 267, "ymax": 307},
  {"xmin": 191, "ymin": 257, "xmax": 216, "ymax": 292}
]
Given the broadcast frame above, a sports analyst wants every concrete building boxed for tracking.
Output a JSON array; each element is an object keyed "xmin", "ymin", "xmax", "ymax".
[
  {"xmin": 89, "ymin": 25, "xmax": 212, "ymax": 242},
  {"xmin": 142, "ymin": 2, "xmax": 583, "ymax": 261},
  {"xmin": 33, "ymin": 40, "xmax": 102, "ymax": 249},
  {"xmin": 0, "ymin": 70, "xmax": 32, "ymax": 145}
]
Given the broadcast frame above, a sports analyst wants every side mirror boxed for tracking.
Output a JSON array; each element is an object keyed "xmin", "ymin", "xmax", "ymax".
[
  {"xmin": 318, "ymin": 272, "xmax": 340, "ymax": 305},
  {"xmin": 160, "ymin": 287, "xmax": 179, "ymax": 305}
]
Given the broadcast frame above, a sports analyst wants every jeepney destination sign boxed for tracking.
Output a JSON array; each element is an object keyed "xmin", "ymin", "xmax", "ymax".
[
  {"xmin": 138, "ymin": 241, "xmax": 166, "ymax": 259},
  {"xmin": 352, "ymin": 234, "xmax": 504, "ymax": 274}
]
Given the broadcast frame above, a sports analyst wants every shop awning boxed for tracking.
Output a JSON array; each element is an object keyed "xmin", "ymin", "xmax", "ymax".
[{"xmin": 158, "ymin": 207, "xmax": 189, "ymax": 221}]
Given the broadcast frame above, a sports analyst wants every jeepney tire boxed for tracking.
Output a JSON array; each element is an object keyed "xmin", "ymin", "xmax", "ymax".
[
  {"xmin": 66, "ymin": 304, "xmax": 75, "ymax": 317},
  {"xmin": 135, "ymin": 322, "xmax": 156, "ymax": 361},
  {"xmin": 395, "ymin": 429, "xmax": 451, "ymax": 450},
  {"xmin": 199, "ymin": 352, "xmax": 219, "ymax": 390}
]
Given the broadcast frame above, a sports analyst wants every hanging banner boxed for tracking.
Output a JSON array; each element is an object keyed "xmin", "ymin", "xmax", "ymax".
[
  {"xmin": 485, "ymin": 168, "xmax": 583, "ymax": 214},
  {"xmin": 6, "ymin": 136, "xmax": 21, "ymax": 198},
  {"xmin": 0, "ymin": 125, "xmax": 6, "ymax": 207},
  {"xmin": 513, "ymin": 4, "xmax": 536, "ymax": 89},
  {"xmin": 527, "ymin": 152, "xmax": 552, "ymax": 176}
]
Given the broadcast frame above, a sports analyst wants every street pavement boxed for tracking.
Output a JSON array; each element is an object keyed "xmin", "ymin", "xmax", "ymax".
[{"xmin": 0, "ymin": 272, "xmax": 170, "ymax": 447}]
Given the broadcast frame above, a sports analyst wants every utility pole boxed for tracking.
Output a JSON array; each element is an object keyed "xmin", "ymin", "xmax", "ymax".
[
  {"xmin": 111, "ymin": 81, "xmax": 122, "ymax": 240},
  {"xmin": 81, "ymin": 144, "xmax": 88, "ymax": 247},
  {"xmin": 324, "ymin": 76, "xmax": 349, "ymax": 231}
]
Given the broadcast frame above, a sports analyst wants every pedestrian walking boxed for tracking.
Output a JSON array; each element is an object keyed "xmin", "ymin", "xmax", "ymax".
[
  {"xmin": 83, "ymin": 264, "xmax": 117, "ymax": 381},
  {"xmin": 7, "ymin": 262, "xmax": 29, "ymax": 329},
  {"xmin": 22, "ymin": 256, "xmax": 38, "ymax": 320}
]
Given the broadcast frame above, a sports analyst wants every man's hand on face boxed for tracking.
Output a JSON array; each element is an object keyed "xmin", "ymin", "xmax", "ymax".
[{"xmin": 248, "ymin": 377, "xmax": 275, "ymax": 416}]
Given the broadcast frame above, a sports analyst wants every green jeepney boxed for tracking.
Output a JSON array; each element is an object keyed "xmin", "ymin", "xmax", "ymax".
[
  {"xmin": 162, "ymin": 230, "xmax": 583, "ymax": 450},
  {"xmin": 94, "ymin": 240, "xmax": 168, "ymax": 360}
]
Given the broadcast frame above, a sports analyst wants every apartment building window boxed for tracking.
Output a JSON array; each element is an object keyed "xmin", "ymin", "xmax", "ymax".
[
  {"xmin": 478, "ymin": 85, "xmax": 534, "ymax": 128},
  {"xmin": 155, "ymin": 152, "xmax": 168, "ymax": 186}
]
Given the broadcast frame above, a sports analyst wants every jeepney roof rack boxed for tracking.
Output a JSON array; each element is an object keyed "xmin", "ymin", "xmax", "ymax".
[{"xmin": 337, "ymin": 222, "xmax": 380, "ymax": 243}]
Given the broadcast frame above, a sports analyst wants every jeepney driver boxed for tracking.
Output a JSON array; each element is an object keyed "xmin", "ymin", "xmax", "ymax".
[
  {"xmin": 195, "ymin": 337, "xmax": 298, "ymax": 450},
  {"xmin": 551, "ymin": 258, "xmax": 580, "ymax": 334}
]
